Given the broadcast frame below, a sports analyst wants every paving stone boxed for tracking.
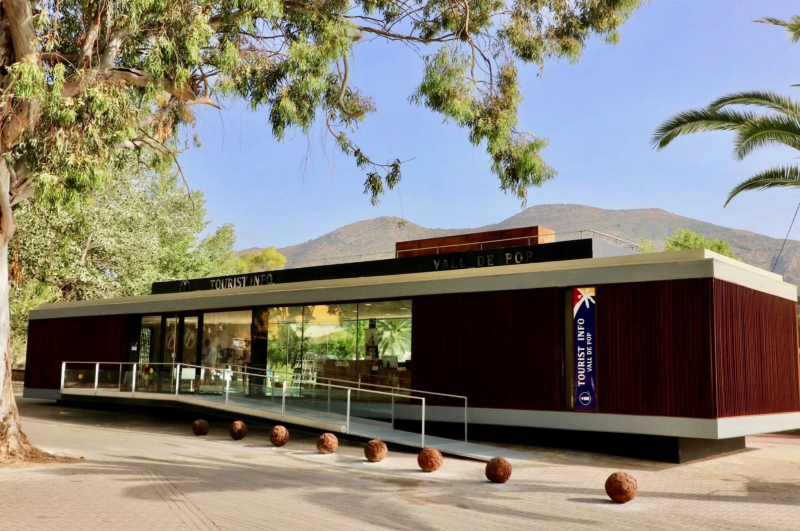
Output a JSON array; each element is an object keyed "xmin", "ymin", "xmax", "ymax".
[{"xmin": 1, "ymin": 397, "xmax": 799, "ymax": 530}]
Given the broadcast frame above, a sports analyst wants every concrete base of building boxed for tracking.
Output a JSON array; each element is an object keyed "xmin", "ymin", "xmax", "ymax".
[{"xmin": 397, "ymin": 420, "xmax": 747, "ymax": 463}]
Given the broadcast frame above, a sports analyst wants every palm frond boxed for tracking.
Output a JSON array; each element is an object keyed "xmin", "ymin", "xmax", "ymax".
[
  {"xmin": 725, "ymin": 165, "xmax": 800, "ymax": 206},
  {"xmin": 733, "ymin": 115, "xmax": 800, "ymax": 159},
  {"xmin": 652, "ymin": 109, "xmax": 754, "ymax": 149},
  {"xmin": 708, "ymin": 91, "xmax": 800, "ymax": 118},
  {"xmin": 758, "ymin": 16, "xmax": 800, "ymax": 43}
]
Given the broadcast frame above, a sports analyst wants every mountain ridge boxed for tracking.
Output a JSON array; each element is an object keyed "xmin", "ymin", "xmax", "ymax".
[{"xmin": 243, "ymin": 204, "xmax": 800, "ymax": 285}]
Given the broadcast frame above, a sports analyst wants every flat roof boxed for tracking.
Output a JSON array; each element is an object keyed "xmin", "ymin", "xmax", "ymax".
[{"xmin": 29, "ymin": 249, "xmax": 796, "ymax": 320}]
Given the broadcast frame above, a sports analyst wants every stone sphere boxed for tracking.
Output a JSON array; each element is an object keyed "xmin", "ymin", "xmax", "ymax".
[
  {"xmin": 270, "ymin": 425, "xmax": 290, "ymax": 447},
  {"xmin": 485, "ymin": 456, "xmax": 512, "ymax": 483},
  {"xmin": 364, "ymin": 439, "xmax": 388, "ymax": 462},
  {"xmin": 229, "ymin": 420, "xmax": 248, "ymax": 441},
  {"xmin": 605, "ymin": 472, "xmax": 638, "ymax": 503},
  {"xmin": 316, "ymin": 433, "xmax": 339, "ymax": 454},
  {"xmin": 192, "ymin": 419, "xmax": 209, "ymax": 436},
  {"xmin": 417, "ymin": 447, "xmax": 443, "ymax": 472}
]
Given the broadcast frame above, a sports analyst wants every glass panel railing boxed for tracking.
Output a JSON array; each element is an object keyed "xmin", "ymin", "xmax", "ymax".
[
  {"xmin": 135, "ymin": 364, "xmax": 175, "ymax": 394},
  {"xmin": 63, "ymin": 365, "xmax": 97, "ymax": 389}
]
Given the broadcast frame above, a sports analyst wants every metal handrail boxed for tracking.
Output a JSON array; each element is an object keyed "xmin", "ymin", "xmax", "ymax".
[
  {"xmin": 59, "ymin": 361, "xmax": 438, "ymax": 446},
  {"xmin": 220, "ymin": 366, "xmax": 467, "ymax": 441}
]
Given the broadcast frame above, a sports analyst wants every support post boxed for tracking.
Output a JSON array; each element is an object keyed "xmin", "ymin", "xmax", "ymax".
[
  {"xmin": 225, "ymin": 369, "xmax": 230, "ymax": 408},
  {"xmin": 60, "ymin": 362, "xmax": 66, "ymax": 391},
  {"xmin": 118, "ymin": 364, "xmax": 122, "ymax": 391},
  {"xmin": 281, "ymin": 385, "xmax": 286, "ymax": 416},
  {"xmin": 94, "ymin": 363, "xmax": 100, "ymax": 395},
  {"xmin": 132, "ymin": 363, "xmax": 137, "ymax": 395},
  {"xmin": 421, "ymin": 397, "xmax": 425, "ymax": 448},
  {"xmin": 175, "ymin": 364, "xmax": 181, "ymax": 396},
  {"xmin": 464, "ymin": 397, "xmax": 468, "ymax": 442},
  {"xmin": 346, "ymin": 388, "xmax": 351, "ymax": 434}
]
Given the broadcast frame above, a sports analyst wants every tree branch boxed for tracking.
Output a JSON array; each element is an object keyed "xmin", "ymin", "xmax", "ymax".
[
  {"xmin": 99, "ymin": 27, "xmax": 132, "ymax": 69},
  {"xmin": 0, "ymin": 159, "xmax": 15, "ymax": 244},
  {"xmin": 4, "ymin": 0, "xmax": 36, "ymax": 61}
]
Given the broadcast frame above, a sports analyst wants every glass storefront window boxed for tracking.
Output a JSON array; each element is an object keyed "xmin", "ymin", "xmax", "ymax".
[
  {"xmin": 139, "ymin": 315, "xmax": 162, "ymax": 364},
  {"xmin": 182, "ymin": 316, "xmax": 199, "ymax": 364},
  {"xmin": 253, "ymin": 306, "xmax": 304, "ymax": 377},
  {"xmin": 202, "ymin": 311, "xmax": 252, "ymax": 368},
  {"xmin": 357, "ymin": 300, "xmax": 412, "ymax": 365}
]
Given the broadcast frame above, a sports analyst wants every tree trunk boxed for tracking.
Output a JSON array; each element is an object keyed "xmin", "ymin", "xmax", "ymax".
[{"xmin": 0, "ymin": 237, "xmax": 44, "ymax": 463}]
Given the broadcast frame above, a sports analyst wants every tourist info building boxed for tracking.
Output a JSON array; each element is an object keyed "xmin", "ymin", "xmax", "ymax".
[{"xmin": 23, "ymin": 227, "xmax": 800, "ymax": 462}]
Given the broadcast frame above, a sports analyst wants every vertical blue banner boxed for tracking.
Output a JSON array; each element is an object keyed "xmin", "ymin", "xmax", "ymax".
[{"xmin": 573, "ymin": 287, "xmax": 597, "ymax": 411}]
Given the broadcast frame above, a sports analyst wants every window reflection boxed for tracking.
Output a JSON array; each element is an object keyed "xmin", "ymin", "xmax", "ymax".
[
  {"xmin": 139, "ymin": 315, "xmax": 162, "ymax": 364},
  {"xmin": 202, "ymin": 311, "xmax": 252, "ymax": 368}
]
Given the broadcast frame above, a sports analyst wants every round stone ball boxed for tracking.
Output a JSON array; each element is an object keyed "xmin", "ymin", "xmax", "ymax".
[
  {"xmin": 270, "ymin": 425, "xmax": 290, "ymax": 447},
  {"xmin": 192, "ymin": 419, "xmax": 209, "ymax": 436},
  {"xmin": 229, "ymin": 420, "xmax": 248, "ymax": 441},
  {"xmin": 316, "ymin": 433, "xmax": 339, "ymax": 454},
  {"xmin": 364, "ymin": 439, "xmax": 388, "ymax": 462},
  {"xmin": 417, "ymin": 447, "xmax": 443, "ymax": 472},
  {"xmin": 485, "ymin": 456, "xmax": 512, "ymax": 484},
  {"xmin": 605, "ymin": 472, "xmax": 638, "ymax": 503}
]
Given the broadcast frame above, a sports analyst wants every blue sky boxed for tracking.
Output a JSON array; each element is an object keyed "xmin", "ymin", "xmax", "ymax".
[{"xmin": 180, "ymin": 0, "xmax": 800, "ymax": 250}]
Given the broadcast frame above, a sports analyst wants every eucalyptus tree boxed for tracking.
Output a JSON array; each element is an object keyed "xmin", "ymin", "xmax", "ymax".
[
  {"xmin": 0, "ymin": 0, "xmax": 641, "ymax": 461},
  {"xmin": 9, "ymin": 164, "xmax": 240, "ymax": 364},
  {"xmin": 653, "ymin": 16, "xmax": 800, "ymax": 206},
  {"xmin": 238, "ymin": 247, "xmax": 286, "ymax": 273}
]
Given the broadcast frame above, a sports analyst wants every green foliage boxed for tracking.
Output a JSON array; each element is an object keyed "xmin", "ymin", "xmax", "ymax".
[
  {"xmin": 654, "ymin": 17, "xmax": 800, "ymax": 205},
  {"xmin": 2, "ymin": 0, "xmax": 642, "ymax": 215},
  {"xmin": 9, "ymin": 163, "xmax": 240, "ymax": 364},
  {"xmin": 637, "ymin": 239, "xmax": 658, "ymax": 254},
  {"xmin": 238, "ymin": 247, "xmax": 287, "ymax": 273},
  {"xmin": 661, "ymin": 229, "xmax": 738, "ymax": 259},
  {"xmin": 378, "ymin": 318, "xmax": 411, "ymax": 358}
]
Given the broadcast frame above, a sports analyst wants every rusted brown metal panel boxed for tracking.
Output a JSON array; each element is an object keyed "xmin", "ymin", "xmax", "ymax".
[
  {"xmin": 411, "ymin": 288, "xmax": 565, "ymax": 410},
  {"xmin": 712, "ymin": 279, "xmax": 800, "ymax": 417},
  {"xmin": 396, "ymin": 226, "xmax": 556, "ymax": 258},
  {"xmin": 595, "ymin": 279, "xmax": 716, "ymax": 419}
]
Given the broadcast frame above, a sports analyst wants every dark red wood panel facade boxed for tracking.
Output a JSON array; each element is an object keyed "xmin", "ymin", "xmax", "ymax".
[
  {"xmin": 712, "ymin": 279, "xmax": 800, "ymax": 417},
  {"xmin": 595, "ymin": 279, "xmax": 716, "ymax": 418},
  {"xmin": 411, "ymin": 289, "xmax": 565, "ymax": 410},
  {"xmin": 25, "ymin": 277, "xmax": 800, "ymax": 421},
  {"xmin": 25, "ymin": 315, "xmax": 131, "ymax": 390}
]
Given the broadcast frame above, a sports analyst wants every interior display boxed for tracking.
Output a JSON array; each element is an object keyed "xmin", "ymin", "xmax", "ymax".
[
  {"xmin": 203, "ymin": 311, "xmax": 253, "ymax": 367},
  {"xmin": 364, "ymin": 326, "xmax": 379, "ymax": 359}
]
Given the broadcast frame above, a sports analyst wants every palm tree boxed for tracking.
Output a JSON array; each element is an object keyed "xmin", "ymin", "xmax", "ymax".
[
  {"xmin": 653, "ymin": 16, "xmax": 800, "ymax": 206},
  {"xmin": 378, "ymin": 319, "xmax": 412, "ymax": 359}
]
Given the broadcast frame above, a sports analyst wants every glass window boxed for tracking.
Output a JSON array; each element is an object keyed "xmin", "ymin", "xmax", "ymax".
[
  {"xmin": 139, "ymin": 315, "xmax": 162, "ymax": 364},
  {"xmin": 182, "ymin": 316, "xmax": 199, "ymax": 365},
  {"xmin": 254, "ymin": 306, "xmax": 304, "ymax": 377},
  {"xmin": 357, "ymin": 300, "xmax": 412, "ymax": 364},
  {"xmin": 202, "ymin": 311, "xmax": 252, "ymax": 368},
  {"xmin": 303, "ymin": 304, "xmax": 359, "ymax": 361}
]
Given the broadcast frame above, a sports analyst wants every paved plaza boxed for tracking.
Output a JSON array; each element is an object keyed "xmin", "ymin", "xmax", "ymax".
[{"xmin": 1, "ymin": 397, "xmax": 799, "ymax": 530}]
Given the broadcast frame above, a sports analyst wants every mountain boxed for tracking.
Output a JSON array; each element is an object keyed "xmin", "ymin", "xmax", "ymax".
[{"xmin": 257, "ymin": 204, "xmax": 800, "ymax": 286}]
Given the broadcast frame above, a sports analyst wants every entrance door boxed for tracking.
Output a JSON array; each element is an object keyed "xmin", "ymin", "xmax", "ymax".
[
  {"xmin": 165, "ymin": 316, "xmax": 179, "ymax": 364},
  {"xmin": 182, "ymin": 316, "xmax": 200, "ymax": 365}
]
